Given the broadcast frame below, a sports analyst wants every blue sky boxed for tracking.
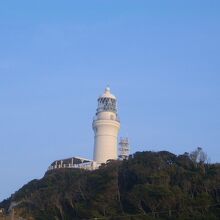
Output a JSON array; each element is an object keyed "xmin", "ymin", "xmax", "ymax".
[{"xmin": 0, "ymin": 0, "xmax": 220, "ymax": 201}]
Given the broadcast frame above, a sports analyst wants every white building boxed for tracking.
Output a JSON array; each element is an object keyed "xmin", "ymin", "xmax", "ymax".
[{"xmin": 93, "ymin": 87, "xmax": 121, "ymax": 164}]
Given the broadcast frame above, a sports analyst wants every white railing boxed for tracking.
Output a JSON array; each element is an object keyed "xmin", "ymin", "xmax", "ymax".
[{"xmin": 48, "ymin": 161, "xmax": 100, "ymax": 171}]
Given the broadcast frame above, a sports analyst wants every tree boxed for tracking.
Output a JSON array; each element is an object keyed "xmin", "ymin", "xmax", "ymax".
[{"xmin": 190, "ymin": 147, "xmax": 208, "ymax": 164}]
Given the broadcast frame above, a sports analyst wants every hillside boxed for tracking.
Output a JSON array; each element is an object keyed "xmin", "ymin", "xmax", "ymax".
[{"xmin": 1, "ymin": 151, "xmax": 220, "ymax": 220}]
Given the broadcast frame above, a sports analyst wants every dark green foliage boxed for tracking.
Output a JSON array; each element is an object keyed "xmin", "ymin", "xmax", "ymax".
[{"xmin": 1, "ymin": 151, "xmax": 220, "ymax": 220}]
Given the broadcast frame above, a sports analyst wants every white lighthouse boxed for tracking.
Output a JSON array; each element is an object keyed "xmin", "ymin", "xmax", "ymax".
[
  {"xmin": 93, "ymin": 87, "xmax": 120, "ymax": 164},
  {"xmin": 48, "ymin": 86, "xmax": 122, "ymax": 171}
]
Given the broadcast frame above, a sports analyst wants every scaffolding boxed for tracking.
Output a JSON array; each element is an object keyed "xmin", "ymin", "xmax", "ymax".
[{"xmin": 118, "ymin": 137, "xmax": 130, "ymax": 160}]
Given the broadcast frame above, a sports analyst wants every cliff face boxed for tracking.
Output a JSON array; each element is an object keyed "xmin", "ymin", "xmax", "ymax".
[{"xmin": 1, "ymin": 151, "xmax": 220, "ymax": 220}]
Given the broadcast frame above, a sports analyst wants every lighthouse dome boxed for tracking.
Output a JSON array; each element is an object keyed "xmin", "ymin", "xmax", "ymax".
[{"xmin": 99, "ymin": 86, "xmax": 116, "ymax": 100}]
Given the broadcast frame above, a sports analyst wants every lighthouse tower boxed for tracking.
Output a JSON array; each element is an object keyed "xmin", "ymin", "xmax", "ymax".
[{"xmin": 93, "ymin": 87, "xmax": 120, "ymax": 164}]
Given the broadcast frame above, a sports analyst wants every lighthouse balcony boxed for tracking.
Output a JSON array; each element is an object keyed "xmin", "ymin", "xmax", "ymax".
[{"xmin": 93, "ymin": 115, "xmax": 120, "ymax": 123}]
